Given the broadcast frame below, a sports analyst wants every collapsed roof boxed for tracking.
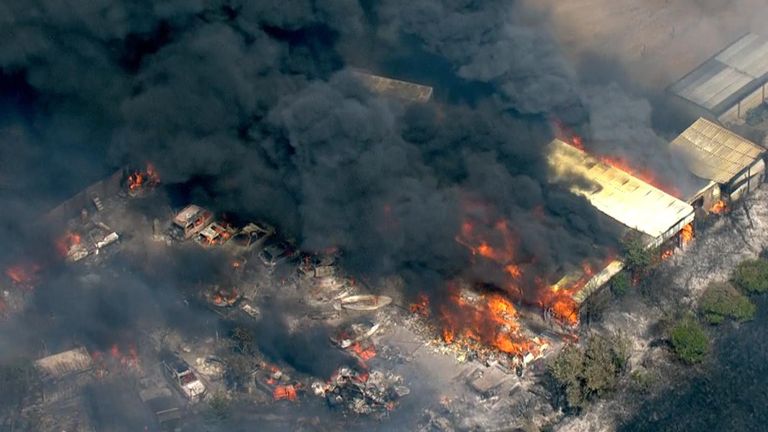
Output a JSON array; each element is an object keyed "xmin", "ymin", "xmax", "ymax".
[
  {"xmin": 670, "ymin": 117, "xmax": 765, "ymax": 184},
  {"xmin": 35, "ymin": 347, "xmax": 94, "ymax": 379}
]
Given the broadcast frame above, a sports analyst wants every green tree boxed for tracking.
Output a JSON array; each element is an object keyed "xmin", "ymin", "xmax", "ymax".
[
  {"xmin": 669, "ymin": 316, "xmax": 709, "ymax": 364},
  {"xmin": 622, "ymin": 234, "xmax": 654, "ymax": 278},
  {"xmin": 699, "ymin": 282, "xmax": 756, "ymax": 324},
  {"xmin": 548, "ymin": 333, "xmax": 629, "ymax": 410},
  {"xmin": 611, "ymin": 272, "xmax": 631, "ymax": 297},
  {"xmin": 731, "ymin": 259, "xmax": 768, "ymax": 294}
]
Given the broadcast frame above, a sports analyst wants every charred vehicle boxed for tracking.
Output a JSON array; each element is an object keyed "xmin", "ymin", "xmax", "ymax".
[
  {"xmin": 227, "ymin": 222, "xmax": 275, "ymax": 254},
  {"xmin": 169, "ymin": 205, "xmax": 213, "ymax": 241},
  {"xmin": 162, "ymin": 353, "xmax": 207, "ymax": 401},
  {"xmin": 194, "ymin": 221, "xmax": 237, "ymax": 247},
  {"xmin": 258, "ymin": 238, "xmax": 298, "ymax": 268}
]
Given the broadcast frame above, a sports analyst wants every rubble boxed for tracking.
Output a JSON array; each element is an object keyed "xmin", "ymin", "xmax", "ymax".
[{"xmin": 316, "ymin": 367, "xmax": 408, "ymax": 417}]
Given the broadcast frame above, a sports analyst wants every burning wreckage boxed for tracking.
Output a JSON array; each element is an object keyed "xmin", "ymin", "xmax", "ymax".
[{"xmin": 9, "ymin": 95, "xmax": 768, "ymax": 430}]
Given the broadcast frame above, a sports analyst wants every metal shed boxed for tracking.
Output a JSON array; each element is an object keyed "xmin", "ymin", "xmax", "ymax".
[
  {"xmin": 669, "ymin": 33, "xmax": 768, "ymax": 124},
  {"xmin": 671, "ymin": 117, "xmax": 765, "ymax": 209}
]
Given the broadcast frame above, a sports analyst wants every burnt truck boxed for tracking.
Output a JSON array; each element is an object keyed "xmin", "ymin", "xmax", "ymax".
[{"xmin": 169, "ymin": 205, "xmax": 214, "ymax": 241}]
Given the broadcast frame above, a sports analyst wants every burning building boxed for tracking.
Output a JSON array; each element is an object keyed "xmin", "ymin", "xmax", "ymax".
[
  {"xmin": 350, "ymin": 69, "xmax": 434, "ymax": 103},
  {"xmin": 669, "ymin": 33, "xmax": 768, "ymax": 125},
  {"xmin": 547, "ymin": 139, "xmax": 696, "ymax": 303},
  {"xmin": 671, "ymin": 117, "xmax": 766, "ymax": 214}
]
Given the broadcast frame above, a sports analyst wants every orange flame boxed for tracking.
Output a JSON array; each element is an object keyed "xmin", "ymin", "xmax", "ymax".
[
  {"xmin": 680, "ymin": 223, "xmax": 694, "ymax": 245},
  {"xmin": 273, "ymin": 385, "xmax": 298, "ymax": 401},
  {"xmin": 409, "ymin": 294, "xmax": 430, "ymax": 317},
  {"xmin": 437, "ymin": 288, "xmax": 544, "ymax": 357},
  {"xmin": 599, "ymin": 155, "xmax": 680, "ymax": 198},
  {"xmin": 660, "ymin": 249, "xmax": 674, "ymax": 261},
  {"xmin": 4, "ymin": 263, "xmax": 41, "ymax": 289},
  {"xmin": 710, "ymin": 200, "xmax": 727, "ymax": 214},
  {"xmin": 127, "ymin": 163, "xmax": 160, "ymax": 192},
  {"xmin": 56, "ymin": 232, "xmax": 82, "ymax": 256}
]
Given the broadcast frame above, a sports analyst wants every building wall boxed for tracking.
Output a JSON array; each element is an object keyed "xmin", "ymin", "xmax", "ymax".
[
  {"xmin": 727, "ymin": 158, "xmax": 765, "ymax": 201},
  {"xmin": 688, "ymin": 182, "xmax": 721, "ymax": 212}
]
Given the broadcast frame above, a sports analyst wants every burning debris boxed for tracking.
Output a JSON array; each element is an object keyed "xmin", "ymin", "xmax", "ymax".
[
  {"xmin": 711, "ymin": 200, "xmax": 728, "ymax": 214},
  {"xmin": 169, "ymin": 204, "xmax": 214, "ymax": 241},
  {"xmin": 4, "ymin": 262, "xmax": 41, "ymax": 289},
  {"xmin": 91, "ymin": 343, "xmax": 141, "ymax": 374},
  {"xmin": 204, "ymin": 284, "xmax": 241, "ymax": 308},
  {"xmin": 314, "ymin": 367, "xmax": 408, "ymax": 418},
  {"xmin": 126, "ymin": 163, "xmax": 160, "ymax": 196},
  {"xmin": 56, "ymin": 225, "xmax": 120, "ymax": 263},
  {"xmin": 195, "ymin": 221, "xmax": 237, "ymax": 247}
]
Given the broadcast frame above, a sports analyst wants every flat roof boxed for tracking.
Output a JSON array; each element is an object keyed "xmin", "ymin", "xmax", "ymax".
[
  {"xmin": 35, "ymin": 347, "xmax": 93, "ymax": 379},
  {"xmin": 670, "ymin": 33, "xmax": 768, "ymax": 114},
  {"xmin": 548, "ymin": 139, "xmax": 694, "ymax": 239},
  {"xmin": 351, "ymin": 69, "xmax": 433, "ymax": 103},
  {"xmin": 670, "ymin": 118, "xmax": 765, "ymax": 184}
]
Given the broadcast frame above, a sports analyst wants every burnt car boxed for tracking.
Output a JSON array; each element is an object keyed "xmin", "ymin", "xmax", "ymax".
[
  {"xmin": 169, "ymin": 205, "xmax": 214, "ymax": 241},
  {"xmin": 194, "ymin": 221, "xmax": 237, "ymax": 247},
  {"xmin": 258, "ymin": 238, "xmax": 298, "ymax": 268},
  {"xmin": 227, "ymin": 222, "xmax": 275, "ymax": 254},
  {"xmin": 162, "ymin": 353, "xmax": 206, "ymax": 401}
]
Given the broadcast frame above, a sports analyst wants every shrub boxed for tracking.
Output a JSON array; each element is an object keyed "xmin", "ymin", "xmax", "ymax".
[
  {"xmin": 611, "ymin": 272, "xmax": 631, "ymax": 297},
  {"xmin": 622, "ymin": 234, "xmax": 655, "ymax": 277},
  {"xmin": 731, "ymin": 259, "xmax": 768, "ymax": 294},
  {"xmin": 699, "ymin": 282, "xmax": 756, "ymax": 324},
  {"xmin": 548, "ymin": 333, "xmax": 629, "ymax": 410},
  {"xmin": 669, "ymin": 316, "xmax": 709, "ymax": 364}
]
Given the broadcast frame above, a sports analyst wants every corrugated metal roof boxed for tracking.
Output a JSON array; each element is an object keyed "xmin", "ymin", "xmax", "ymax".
[
  {"xmin": 670, "ymin": 33, "xmax": 768, "ymax": 113},
  {"xmin": 351, "ymin": 70, "xmax": 433, "ymax": 103},
  {"xmin": 670, "ymin": 117, "xmax": 764, "ymax": 184},
  {"xmin": 548, "ymin": 139, "xmax": 694, "ymax": 239}
]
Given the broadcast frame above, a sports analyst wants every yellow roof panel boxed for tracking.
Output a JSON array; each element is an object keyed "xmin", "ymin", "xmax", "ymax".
[
  {"xmin": 548, "ymin": 139, "xmax": 694, "ymax": 239},
  {"xmin": 670, "ymin": 118, "xmax": 764, "ymax": 184},
  {"xmin": 351, "ymin": 70, "xmax": 433, "ymax": 103}
]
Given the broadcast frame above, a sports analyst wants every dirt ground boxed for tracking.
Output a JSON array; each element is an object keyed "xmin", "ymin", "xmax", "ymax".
[{"xmin": 524, "ymin": 0, "xmax": 768, "ymax": 90}]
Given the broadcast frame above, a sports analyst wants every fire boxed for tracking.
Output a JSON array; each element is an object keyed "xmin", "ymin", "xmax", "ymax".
[
  {"xmin": 92, "ymin": 343, "xmax": 140, "ymax": 372},
  {"xmin": 5, "ymin": 263, "xmax": 41, "ymax": 289},
  {"xmin": 56, "ymin": 232, "xmax": 82, "ymax": 256},
  {"xmin": 680, "ymin": 223, "xmax": 694, "ymax": 245},
  {"xmin": 273, "ymin": 385, "xmax": 298, "ymax": 401},
  {"xmin": 409, "ymin": 294, "xmax": 430, "ymax": 317},
  {"xmin": 599, "ymin": 155, "xmax": 680, "ymax": 198},
  {"xmin": 710, "ymin": 200, "xmax": 727, "ymax": 214},
  {"xmin": 437, "ymin": 288, "xmax": 544, "ymax": 357},
  {"xmin": 660, "ymin": 249, "xmax": 674, "ymax": 260},
  {"xmin": 348, "ymin": 341, "xmax": 377, "ymax": 362},
  {"xmin": 127, "ymin": 163, "xmax": 160, "ymax": 192}
]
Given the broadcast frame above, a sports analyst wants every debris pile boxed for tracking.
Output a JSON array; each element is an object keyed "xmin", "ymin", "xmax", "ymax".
[{"xmin": 314, "ymin": 367, "xmax": 409, "ymax": 417}]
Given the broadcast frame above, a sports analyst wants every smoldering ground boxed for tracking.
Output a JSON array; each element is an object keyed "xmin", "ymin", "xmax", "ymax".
[{"xmin": 0, "ymin": 0, "xmax": 722, "ymax": 429}]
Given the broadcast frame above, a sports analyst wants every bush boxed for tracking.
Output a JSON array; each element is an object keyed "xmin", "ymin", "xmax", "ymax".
[
  {"xmin": 611, "ymin": 272, "xmax": 631, "ymax": 297},
  {"xmin": 731, "ymin": 259, "xmax": 768, "ymax": 294},
  {"xmin": 699, "ymin": 282, "xmax": 756, "ymax": 324},
  {"xmin": 622, "ymin": 234, "xmax": 655, "ymax": 277},
  {"xmin": 669, "ymin": 316, "xmax": 709, "ymax": 364},
  {"xmin": 548, "ymin": 333, "xmax": 629, "ymax": 410}
]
